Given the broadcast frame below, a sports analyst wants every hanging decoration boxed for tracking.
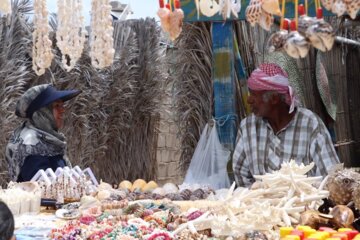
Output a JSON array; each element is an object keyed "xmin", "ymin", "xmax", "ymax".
[
  {"xmin": 0, "ymin": 0, "xmax": 11, "ymax": 15},
  {"xmin": 90, "ymin": 0, "xmax": 115, "ymax": 69},
  {"xmin": 194, "ymin": 0, "xmax": 241, "ymax": 20},
  {"xmin": 267, "ymin": 0, "xmax": 335, "ymax": 59},
  {"xmin": 245, "ymin": 0, "xmax": 282, "ymax": 31},
  {"xmin": 32, "ymin": 0, "xmax": 54, "ymax": 76},
  {"xmin": 157, "ymin": 0, "xmax": 184, "ymax": 41},
  {"xmin": 321, "ymin": 0, "xmax": 360, "ymax": 19},
  {"xmin": 56, "ymin": 0, "xmax": 87, "ymax": 72}
]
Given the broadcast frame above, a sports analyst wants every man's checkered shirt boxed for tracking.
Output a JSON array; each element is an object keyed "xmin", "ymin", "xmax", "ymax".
[{"xmin": 232, "ymin": 108, "xmax": 340, "ymax": 187}]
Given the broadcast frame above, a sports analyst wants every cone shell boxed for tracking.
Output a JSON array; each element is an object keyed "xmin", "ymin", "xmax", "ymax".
[
  {"xmin": 346, "ymin": 0, "xmax": 360, "ymax": 19},
  {"xmin": 142, "ymin": 180, "xmax": 158, "ymax": 192},
  {"xmin": 331, "ymin": 0, "xmax": 347, "ymax": 16},
  {"xmin": 258, "ymin": 10, "xmax": 273, "ymax": 31},
  {"xmin": 321, "ymin": 0, "xmax": 334, "ymax": 10},
  {"xmin": 246, "ymin": 0, "xmax": 263, "ymax": 26},
  {"xmin": 284, "ymin": 31, "xmax": 310, "ymax": 58},
  {"xmin": 119, "ymin": 180, "xmax": 132, "ymax": 191},
  {"xmin": 262, "ymin": 0, "xmax": 282, "ymax": 15},
  {"xmin": 131, "ymin": 179, "xmax": 147, "ymax": 191}
]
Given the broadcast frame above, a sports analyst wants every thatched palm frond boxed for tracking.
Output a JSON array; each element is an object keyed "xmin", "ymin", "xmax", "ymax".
[
  {"xmin": 0, "ymin": 0, "xmax": 33, "ymax": 186},
  {"xmin": 168, "ymin": 22, "xmax": 213, "ymax": 172}
]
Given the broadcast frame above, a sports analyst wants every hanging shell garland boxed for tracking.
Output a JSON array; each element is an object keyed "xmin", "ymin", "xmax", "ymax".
[
  {"xmin": 0, "ymin": 0, "xmax": 11, "ymax": 15},
  {"xmin": 56, "ymin": 0, "xmax": 87, "ymax": 72},
  {"xmin": 32, "ymin": 0, "xmax": 54, "ymax": 76},
  {"xmin": 321, "ymin": 0, "xmax": 360, "ymax": 19},
  {"xmin": 90, "ymin": 0, "xmax": 115, "ymax": 69}
]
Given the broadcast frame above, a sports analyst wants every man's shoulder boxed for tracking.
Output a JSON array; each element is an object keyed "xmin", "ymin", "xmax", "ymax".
[{"xmin": 296, "ymin": 108, "xmax": 325, "ymax": 129}]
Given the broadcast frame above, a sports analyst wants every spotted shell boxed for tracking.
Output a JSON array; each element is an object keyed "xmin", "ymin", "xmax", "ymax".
[
  {"xmin": 346, "ymin": 0, "xmax": 360, "ymax": 19},
  {"xmin": 321, "ymin": 0, "xmax": 334, "ymax": 10},
  {"xmin": 246, "ymin": 0, "xmax": 263, "ymax": 26}
]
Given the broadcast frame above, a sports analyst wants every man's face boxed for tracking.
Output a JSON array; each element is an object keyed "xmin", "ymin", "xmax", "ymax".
[
  {"xmin": 247, "ymin": 89, "xmax": 272, "ymax": 117},
  {"xmin": 52, "ymin": 100, "xmax": 65, "ymax": 129}
]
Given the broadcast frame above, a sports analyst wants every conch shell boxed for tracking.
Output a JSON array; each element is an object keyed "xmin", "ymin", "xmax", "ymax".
[
  {"xmin": 262, "ymin": 0, "xmax": 282, "ymax": 15},
  {"xmin": 305, "ymin": 20, "xmax": 335, "ymax": 52},
  {"xmin": 284, "ymin": 31, "xmax": 310, "ymax": 58},
  {"xmin": 299, "ymin": 209, "xmax": 332, "ymax": 229}
]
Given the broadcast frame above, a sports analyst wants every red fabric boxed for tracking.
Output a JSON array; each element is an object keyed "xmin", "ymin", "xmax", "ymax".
[{"xmin": 248, "ymin": 63, "xmax": 296, "ymax": 113}]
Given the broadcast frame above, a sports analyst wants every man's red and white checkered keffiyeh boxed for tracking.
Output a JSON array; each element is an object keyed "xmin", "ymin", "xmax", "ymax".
[{"xmin": 248, "ymin": 63, "xmax": 296, "ymax": 113}]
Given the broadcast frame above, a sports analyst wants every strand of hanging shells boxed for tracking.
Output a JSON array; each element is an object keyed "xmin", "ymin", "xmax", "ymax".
[
  {"xmin": 56, "ymin": 0, "xmax": 87, "ymax": 72},
  {"xmin": 0, "ymin": 0, "xmax": 11, "ymax": 15},
  {"xmin": 90, "ymin": 0, "xmax": 115, "ymax": 69},
  {"xmin": 32, "ymin": 0, "xmax": 54, "ymax": 76}
]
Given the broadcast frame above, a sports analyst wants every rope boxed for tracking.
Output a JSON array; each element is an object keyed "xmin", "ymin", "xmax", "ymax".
[{"xmin": 214, "ymin": 114, "xmax": 238, "ymax": 127}]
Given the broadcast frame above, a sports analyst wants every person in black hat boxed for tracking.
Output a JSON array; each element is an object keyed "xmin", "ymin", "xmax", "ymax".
[
  {"xmin": 0, "ymin": 201, "xmax": 15, "ymax": 240},
  {"xmin": 5, "ymin": 84, "xmax": 81, "ymax": 182}
]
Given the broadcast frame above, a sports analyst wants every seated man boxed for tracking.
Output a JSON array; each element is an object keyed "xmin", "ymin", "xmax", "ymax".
[{"xmin": 232, "ymin": 63, "xmax": 340, "ymax": 187}]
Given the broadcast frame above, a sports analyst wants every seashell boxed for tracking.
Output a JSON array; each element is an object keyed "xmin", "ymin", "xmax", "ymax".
[
  {"xmin": 192, "ymin": 188, "xmax": 206, "ymax": 199},
  {"xmin": 284, "ymin": 31, "xmax": 310, "ymax": 58},
  {"xmin": 220, "ymin": 0, "xmax": 232, "ymax": 20},
  {"xmin": 98, "ymin": 181, "xmax": 113, "ymax": 190},
  {"xmin": 330, "ymin": 205, "xmax": 355, "ymax": 228},
  {"xmin": 169, "ymin": 8, "xmax": 184, "ymax": 41},
  {"xmin": 262, "ymin": 0, "xmax": 282, "ymax": 15},
  {"xmin": 165, "ymin": 193, "xmax": 183, "ymax": 201},
  {"xmin": 199, "ymin": 0, "xmax": 220, "ymax": 17},
  {"xmin": 97, "ymin": 190, "xmax": 111, "ymax": 201},
  {"xmin": 157, "ymin": 8, "xmax": 171, "ymax": 33},
  {"xmin": 180, "ymin": 189, "xmax": 192, "ymax": 200},
  {"xmin": 298, "ymin": 15, "xmax": 318, "ymax": 34},
  {"xmin": 267, "ymin": 30, "xmax": 288, "ymax": 52},
  {"xmin": 246, "ymin": 0, "xmax": 263, "ymax": 26},
  {"xmin": 123, "ymin": 203, "xmax": 143, "ymax": 215},
  {"xmin": 326, "ymin": 168, "xmax": 360, "ymax": 205},
  {"xmin": 299, "ymin": 210, "xmax": 332, "ymax": 229},
  {"xmin": 245, "ymin": 231, "xmax": 269, "ymax": 239},
  {"xmin": 321, "ymin": 0, "xmax": 334, "ymax": 10},
  {"xmin": 131, "ymin": 179, "xmax": 147, "ymax": 192},
  {"xmin": 305, "ymin": 20, "xmax": 335, "ymax": 52},
  {"xmin": 152, "ymin": 187, "xmax": 166, "ymax": 196},
  {"xmin": 258, "ymin": 10, "xmax": 273, "ymax": 31},
  {"xmin": 231, "ymin": 0, "xmax": 241, "ymax": 18},
  {"xmin": 142, "ymin": 180, "xmax": 158, "ymax": 193},
  {"xmin": 163, "ymin": 183, "xmax": 179, "ymax": 194},
  {"xmin": 331, "ymin": 0, "xmax": 347, "ymax": 16},
  {"xmin": 346, "ymin": 0, "xmax": 360, "ymax": 19},
  {"xmin": 151, "ymin": 193, "xmax": 165, "ymax": 200},
  {"xmin": 187, "ymin": 210, "xmax": 203, "ymax": 220},
  {"xmin": 119, "ymin": 180, "xmax": 132, "ymax": 191}
]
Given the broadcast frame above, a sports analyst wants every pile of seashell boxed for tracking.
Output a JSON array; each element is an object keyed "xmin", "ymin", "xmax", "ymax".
[
  {"xmin": 245, "ymin": 0, "xmax": 282, "ymax": 31},
  {"xmin": 267, "ymin": 7, "xmax": 335, "ymax": 58},
  {"xmin": 96, "ymin": 179, "xmax": 213, "ymax": 202},
  {"xmin": 321, "ymin": 0, "xmax": 360, "ymax": 19}
]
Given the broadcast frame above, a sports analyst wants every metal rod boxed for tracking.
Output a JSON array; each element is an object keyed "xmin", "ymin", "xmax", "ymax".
[{"xmin": 335, "ymin": 36, "xmax": 360, "ymax": 47}]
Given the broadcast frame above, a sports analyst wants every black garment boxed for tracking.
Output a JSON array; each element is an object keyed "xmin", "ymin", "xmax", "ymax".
[{"xmin": 17, "ymin": 154, "xmax": 67, "ymax": 182}]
